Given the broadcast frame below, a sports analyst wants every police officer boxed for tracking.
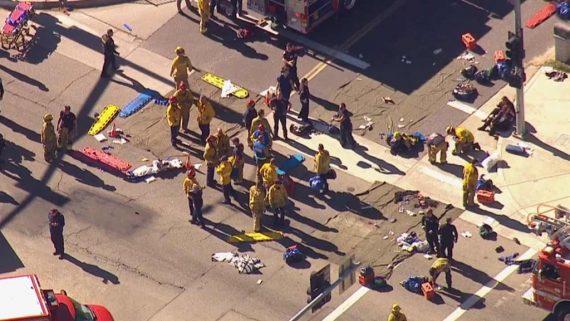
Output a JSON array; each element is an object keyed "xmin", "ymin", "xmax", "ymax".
[
  {"xmin": 282, "ymin": 43, "xmax": 300, "ymax": 91},
  {"xmin": 438, "ymin": 217, "xmax": 459, "ymax": 260},
  {"xmin": 101, "ymin": 29, "xmax": 119, "ymax": 78},
  {"xmin": 421, "ymin": 209, "xmax": 440, "ymax": 255},
  {"xmin": 270, "ymin": 92, "xmax": 290, "ymax": 140},
  {"xmin": 48, "ymin": 209, "xmax": 65, "ymax": 259}
]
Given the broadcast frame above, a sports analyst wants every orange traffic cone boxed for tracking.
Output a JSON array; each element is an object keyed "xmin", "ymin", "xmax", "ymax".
[{"xmin": 110, "ymin": 123, "xmax": 118, "ymax": 138}]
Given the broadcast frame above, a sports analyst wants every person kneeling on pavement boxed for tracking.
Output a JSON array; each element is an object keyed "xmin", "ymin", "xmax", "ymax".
[
  {"xmin": 387, "ymin": 131, "xmax": 419, "ymax": 156},
  {"xmin": 446, "ymin": 126, "xmax": 481, "ymax": 155},
  {"xmin": 429, "ymin": 256, "xmax": 452, "ymax": 290}
]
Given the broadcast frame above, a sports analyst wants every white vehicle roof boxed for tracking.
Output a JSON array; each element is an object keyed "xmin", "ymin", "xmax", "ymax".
[{"xmin": 0, "ymin": 274, "xmax": 49, "ymax": 321}]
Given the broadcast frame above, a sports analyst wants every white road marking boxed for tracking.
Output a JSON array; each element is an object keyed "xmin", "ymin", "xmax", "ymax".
[
  {"xmin": 418, "ymin": 165, "xmax": 463, "ymax": 188},
  {"xmin": 447, "ymin": 101, "xmax": 488, "ymax": 120},
  {"xmin": 442, "ymin": 248, "xmax": 538, "ymax": 321},
  {"xmin": 321, "ymin": 284, "xmax": 370, "ymax": 321}
]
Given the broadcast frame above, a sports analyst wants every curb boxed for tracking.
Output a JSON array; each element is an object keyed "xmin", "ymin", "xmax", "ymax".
[{"xmin": 0, "ymin": 0, "xmax": 134, "ymax": 10}]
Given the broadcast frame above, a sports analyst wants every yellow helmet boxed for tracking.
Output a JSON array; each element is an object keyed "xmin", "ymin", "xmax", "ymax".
[
  {"xmin": 43, "ymin": 113, "xmax": 53, "ymax": 121},
  {"xmin": 393, "ymin": 132, "xmax": 402, "ymax": 140},
  {"xmin": 446, "ymin": 126, "xmax": 455, "ymax": 135},
  {"xmin": 392, "ymin": 304, "xmax": 401, "ymax": 312},
  {"xmin": 175, "ymin": 46, "xmax": 185, "ymax": 54}
]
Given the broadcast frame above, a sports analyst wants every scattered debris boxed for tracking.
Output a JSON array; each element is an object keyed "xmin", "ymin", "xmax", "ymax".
[
  {"xmin": 211, "ymin": 252, "xmax": 266, "ymax": 274},
  {"xmin": 389, "ymin": 218, "xmax": 397, "ymax": 223},
  {"xmin": 145, "ymin": 176, "xmax": 156, "ymax": 184},
  {"xmin": 123, "ymin": 23, "xmax": 133, "ymax": 32},
  {"xmin": 495, "ymin": 246, "xmax": 505, "ymax": 253},
  {"xmin": 399, "ymin": 117, "xmax": 404, "ymax": 122},
  {"xmin": 383, "ymin": 235, "xmax": 389, "ymax": 240},
  {"xmin": 423, "ymin": 254, "xmax": 433, "ymax": 260},
  {"xmin": 545, "ymin": 68, "xmax": 568, "ymax": 82},
  {"xmin": 461, "ymin": 231, "xmax": 472, "ymax": 238},
  {"xmin": 141, "ymin": 157, "xmax": 149, "ymax": 162},
  {"xmin": 499, "ymin": 252, "xmax": 519, "ymax": 265},
  {"xmin": 257, "ymin": 279, "xmax": 263, "ymax": 285},
  {"xmin": 406, "ymin": 210, "xmax": 416, "ymax": 217},
  {"xmin": 456, "ymin": 51, "xmax": 476, "ymax": 62},
  {"xmin": 381, "ymin": 96, "xmax": 395, "ymax": 104},
  {"xmin": 433, "ymin": 48, "xmax": 443, "ymax": 55},
  {"xmin": 112, "ymin": 138, "xmax": 128, "ymax": 145},
  {"xmin": 94, "ymin": 133, "xmax": 107, "ymax": 142}
]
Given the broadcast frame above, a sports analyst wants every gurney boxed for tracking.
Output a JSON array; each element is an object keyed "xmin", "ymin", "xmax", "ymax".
[{"xmin": 1, "ymin": 2, "xmax": 34, "ymax": 51}]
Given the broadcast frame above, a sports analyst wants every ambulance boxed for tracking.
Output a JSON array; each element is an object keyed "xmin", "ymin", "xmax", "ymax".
[
  {"xmin": 0, "ymin": 274, "xmax": 115, "ymax": 321},
  {"xmin": 244, "ymin": 0, "xmax": 358, "ymax": 34}
]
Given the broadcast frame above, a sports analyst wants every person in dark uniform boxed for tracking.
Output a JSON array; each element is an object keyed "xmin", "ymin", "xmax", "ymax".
[
  {"xmin": 282, "ymin": 43, "xmax": 300, "ymax": 90},
  {"xmin": 209, "ymin": 0, "xmax": 218, "ymax": 18},
  {"xmin": 332, "ymin": 103, "xmax": 356, "ymax": 149},
  {"xmin": 230, "ymin": 0, "xmax": 241, "ymax": 18},
  {"xmin": 190, "ymin": 184, "xmax": 205, "ymax": 227},
  {"xmin": 269, "ymin": 93, "xmax": 290, "ymax": 140},
  {"xmin": 57, "ymin": 105, "xmax": 77, "ymax": 151},
  {"xmin": 101, "ymin": 29, "xmax": 120, "ymax": 78},
  {"xmin": 0, "ymin": 77, "xmax": 4, "ymax": 115},
  {"xmin": 243, "ymin": 99, "xmax": 258, "ymax": 132},
  {"xmin": 421, "ymin": 209, "xmax": 440, "ymax": 255},
  {"xmin": 276, "ymin": 66, "xmax": 293, "ymax": 102},
  {"xmin": 438, "ymin": 217, "xmax": 459, "ymax": 260},
  {"xmin": 298, "ymin": 78, "xmax": 310, "ymax": 123},
  {"xmin": 48, "ymin": 209, "xmax": 65, "ymax": 259}
]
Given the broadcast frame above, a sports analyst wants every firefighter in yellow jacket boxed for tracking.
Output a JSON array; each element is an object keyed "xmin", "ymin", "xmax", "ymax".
[
  {"xmin": 314, "ymin": 144, "xmax": 331, "ymax": 193},
  {"xmin": 215, "ymin": 127, "xmax": 231, "ymax": 157},
  {"xmin": 387, "ymin": 304, "xmax": 407, "ymax": 321},
  {"xmin": 259, "ymin": 158, "xmax": 278, "ymax": 189},
  {"xmin": 463, "ymin": 158, "xmax": 478, "ymax": 208},
  {"xmin": 174, "ymin": 81, "xmax": 193, "ymax": 133},
  {"xmin": 166, "ymin": 96, "xmax": 182, "ymax": 148},
  {"xmin": 249, "ymin": 180, "xmax": 266, "ymax": 232},
  {"xmin": 429, "ymin": 256, "xmax": 452, "ymax": 289},
  {"xmin": 41, "ymin": 113, "xmax": 57, "ymax": 163},
  {"xmin": 249, "ymin": 109, "xmax": 272, "ymax": 147},
  {"xmin": 268, "ymin": 178, "xmax": 288, "ymax": 226},
  {"xmin": 203, "ymin": 135, "xmax": 218, "ymax": 187},
  {"xmin": 171, "ymin": 47, "xmax": 193, "ymax": 90},
  {"xmin": 197, "ymin": 95, "xmax": 216, "ymax": 144},
  {"xmin": 446, "ymin": 126, "xmax": 480, "ymax": 155},
  {"xmin": 216, "ymin": 155, "xmax": 236, "ymax": 205},
  {"xmin": 183, "ymin": 168, "xmax": 201, "ymax": 222},
  {"xmin": 197, "ymin": 0, "xmax": 210, "ymax": 34}
]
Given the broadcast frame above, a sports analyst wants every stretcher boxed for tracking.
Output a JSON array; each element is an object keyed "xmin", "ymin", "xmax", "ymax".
[
  {"xmin": 1, "ymin": 2, "xmax": 34, "ymax": 51},
  {"xmin": 526, "ymin": 3, "xmax": 556, "ymax": 29},
  {"xmin": 78, "ymin": 147, "xmax": 132, "ymax": 172},
  {"xmin": 201, "ymin": 72, "xmax": 249, "ymax": 99},
  {"xmin": 88, "ymin": 104, "xmax": 120, "ymax": 136},
  {"xmin": 119, "ymin": 89, "xmax": 158, "ymax": 118},
  {"xmin": 227, "ymin": 231, "xmax": 283, "ymax": 243}
]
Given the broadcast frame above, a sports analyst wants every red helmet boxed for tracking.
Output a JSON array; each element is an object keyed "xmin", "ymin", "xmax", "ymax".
[
  {"xmin": 258, "ymin": 124, "xmax": 265, "ymax": 131},
  {"xmin": 187, "ymin": 167, "xmax": 196, "ymax": 178},
  {"xmin": 247, "ymin": 99, "xmax": 255, "ymax": 107},
  {"xmin": 179, "ymin": 82, "xmax": 187, "ymax": 91},
  {"xmin": 169, "ymin": 96, "xmax": 178, "ymax": 104}
]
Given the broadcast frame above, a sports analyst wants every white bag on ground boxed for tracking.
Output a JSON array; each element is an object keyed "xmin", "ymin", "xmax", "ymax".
[{"xmin": 482, "ymin": 150, "xmax": 501, "ymax": 171}]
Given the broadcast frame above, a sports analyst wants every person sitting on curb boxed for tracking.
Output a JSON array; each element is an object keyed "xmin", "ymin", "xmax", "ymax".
[{"xmin": 478, "ymin": 96, "xmax": 516, "ymax": 136}]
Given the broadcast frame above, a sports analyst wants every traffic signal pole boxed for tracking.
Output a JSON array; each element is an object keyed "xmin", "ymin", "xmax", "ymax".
[{"xmin": 513, "ymin": 0, "xmax": 526, "ymax": 137}]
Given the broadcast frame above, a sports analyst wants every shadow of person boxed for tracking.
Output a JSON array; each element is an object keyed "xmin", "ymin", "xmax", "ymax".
[
  {"xmin": 452, "ymin": 259, "xmax": 514, "ymax": 291},
  {"xmin": 0, "ymin": 191, "xmax": 19, "ymax": 205},
  {"xmin": 57, "ymin": 159, "xmax": 116, "ymax": 191},
  {"xmin": 205, "ymin": 22, "xmax": 269, "ymax": 60},
  {"xmin": 439, "ymin": 286, "xmax": 470, "ymax": 303},
  {"xmin": 63, "ymin": 254, "xmax": 120, "ymax": 284},
  {"xmin": 353, "ymin": 145, "xmax": 405, "ymax": 175},
  {"xmin": 309, "ymin": 95, "xmax": 339, "ymax": 111},
  {"xmin": 0, "ymin": 117, "xmax": 41, "ymax": 143},
  {"xmin": 527, "ymin": 133, "xmax": 570, "ymax": 161},
  {"xmin": 204, "ymin": 220, "xmax": 254, "ymax": 253},
  {"xmin": 0, "ymin": 65, "xmax": 49, "ymax": 91},
  {"xmin": 437, "ymin": 162, "xmax": 464, "ymax": 178}
]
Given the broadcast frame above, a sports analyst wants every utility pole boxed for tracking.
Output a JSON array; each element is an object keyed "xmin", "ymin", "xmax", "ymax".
[{"xmin": 512, "ymin": 0, "xmax": 526, "ymax": 137}]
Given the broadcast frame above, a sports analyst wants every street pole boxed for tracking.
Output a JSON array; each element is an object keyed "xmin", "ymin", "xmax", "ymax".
[{"xmin": 513, "ymin": 0, "xmax": 526, "ymax": 137}]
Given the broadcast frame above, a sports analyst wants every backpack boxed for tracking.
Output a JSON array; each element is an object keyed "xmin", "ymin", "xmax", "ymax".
[
  {"xmin": 309, "ymin": 176, "xmax": 325, "ymax": 191},
  {"xmin": 283, "ymin": 245, "xmax": 304, "ymax": 264},
  {"xmin": 479, "ymin": 224, "xmax": 493, "ymax": 239},
  {"xmin": 475, "ymin": 70, "xmax": 491, "ymax": 84}
]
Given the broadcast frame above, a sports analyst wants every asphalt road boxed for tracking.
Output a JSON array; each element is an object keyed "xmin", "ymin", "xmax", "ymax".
[{"xmin": 0, "ymin": 1, "xmax": 562, "ymax": 321}]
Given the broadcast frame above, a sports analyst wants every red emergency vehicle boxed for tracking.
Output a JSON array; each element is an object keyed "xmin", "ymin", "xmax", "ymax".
[
  {"xmin": 243, "ymin": 0, "xmax": 357, "ymax": 34},
  {"xmin": 522, "ymin": 204, "xmax": 570, "ymax": 321},
  {"xmin": 0, "ymin": 274, "xmax": 115, "ymax": 321}
]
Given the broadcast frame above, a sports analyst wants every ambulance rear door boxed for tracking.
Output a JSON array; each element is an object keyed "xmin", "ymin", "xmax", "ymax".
[{"xmin": 285, "ymin": 0, "xmax": 308, "ymax": 33}]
